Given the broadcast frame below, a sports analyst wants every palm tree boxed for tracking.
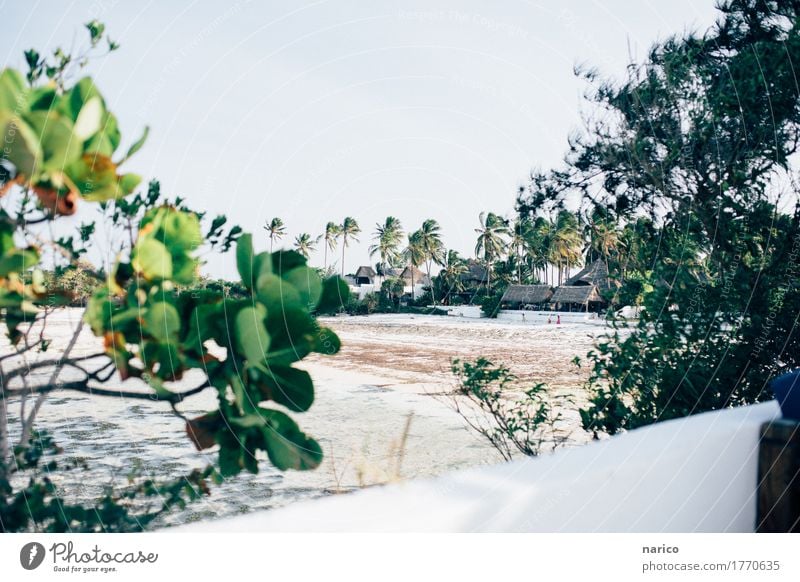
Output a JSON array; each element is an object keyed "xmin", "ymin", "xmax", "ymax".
[
  {"xmin": 548, "ymin": 210, "xmax": 583, "ymax": 285},
  {"xmin": 528, "ymin": 216, "xmax": 552, "ymax": 284},
  {"xmin": 417, "ymin": 219, "xmax": 445, "ymax": 303},
  {"xmin": 293, "ymin": 233, "xmax": 320, "ymax": 260},
  {"xmin": 588, "ymin": 213, "xmax": 623, "ymax": 263},
  {"xmin": 403, "ymin": 230, "xmax": 425, "ymax": 294},
  {"xmin": 369, "ymin": 216, "xmax": 404, "ymax": 278},
  {"xmin": 510, "ymin": 216, "xmax": 534, "ymax": 283},
  {"xmin": 323, "ymin": 221, "xmax": 340, "ymax": 271},
  {"xmin": 474, "ymin": 211, "xmax": 510, "ymax": 289},
  {"xmin": 338, "ymin": 217, "xmax": 360, "ymax": 277},
  {"xmin": 437, "ymin": 249, "xmax": 468, "ymax": 304},
  {"xmin": 264, "ymin": 217, "xmax": 286, "ymax": 252}
]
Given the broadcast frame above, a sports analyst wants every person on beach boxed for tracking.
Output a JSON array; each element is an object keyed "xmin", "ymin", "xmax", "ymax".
[
  {"xmin": 557, "ymin": 315, "xmax": 561, "ymax": 325},
  {"xmin": 547, "ymin": 315, "xmax": 552, "ymax": 324}
]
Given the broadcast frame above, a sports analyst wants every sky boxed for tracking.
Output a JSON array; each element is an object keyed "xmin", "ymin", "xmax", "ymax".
[{"xmin": 1, "ymin": 0, "xmax": 721, "ymax": 278}]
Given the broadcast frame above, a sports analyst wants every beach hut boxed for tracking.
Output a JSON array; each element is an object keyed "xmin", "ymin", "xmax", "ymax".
[
  {"xmin": 565, "ymin": 259, "xmax": 615, "ymax": 293},
  {"xmin": 500, "ymin": 285, "xmax": 553, "ymax": 310},
  {"xmin": 399, "ymin": 266, "xmax": 430, "ymax": 287},
  {"xmin": 459, "ymin": 260, "xmax": 489, "ymax": 287},
  {"xmin": 549, "ymin": 285, "xmax": 603, "ymax": 312},
  {"xmin": 398, "ymin": 266, "xmax": 430, "ymax": 299},
  {"xmin": 354, "ymin": 266, "xmax": 377, "ymax": 286}
]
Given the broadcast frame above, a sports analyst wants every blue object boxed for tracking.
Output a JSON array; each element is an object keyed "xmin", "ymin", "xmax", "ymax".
[{"xmin": 771, "ymin": 369, "xmax": 800, "ymax": 420}]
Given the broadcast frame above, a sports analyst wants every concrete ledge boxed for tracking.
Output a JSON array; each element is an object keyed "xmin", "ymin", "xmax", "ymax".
[{"xmin": 175, "ymin": 401, "xmax": 781, "ymax": 532}]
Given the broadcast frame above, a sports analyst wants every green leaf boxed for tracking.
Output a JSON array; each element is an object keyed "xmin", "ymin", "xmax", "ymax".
[
  {"xmin": 0, "ymin": 112, "xmax": 42, "ymax": 177},
  {"xmin": 0, "ymin": 247, "xmax": 40, "ymax": 276},
  {"xmin": 171, "ymin": 254, "xmax": 198, "ymax": 285},
  {"xmin": 316, "ymin": 276, "xmax": 350, "ymax": 312},
  {"xmin": 66, "ymin": 154, "xmax": 123, "ymax": 201},
  {"xmin": 235, "ymin": 304, "xmax": 270, "ymax": 363},
  {"xmin": 73, "ymin": 96, "xmax": 104, "ymax": 141},
  {"xmin": 144, "ymin": 302, "xmax": 181, "ymax": 342},
  {"xmin": 236, "ymin": 233, "xmax": 255, "ymax": 287},
  {"xmin": 271, "ymin": 250, "xmax": 306, "ymax": 274},
  {"xmin": 86, "ymin": 20, "xmax": 105, "ymax": 45},
  {"xmin": 83, "ymin": 112, "xmax": 120, "ymax": 156},
  {"xmin": 109, "ymin": 307, "xmax": 139, "ymax": 329},
  {"xmin": 154, "ymin": 342, "xmax": 181, "ymax": 380},
  {"xmin": 139, "ymin": 207, "xmax": 202, "ymax": 252},
  {"xmin": 218, "ymin": 437, "xmax": 242, "ymax": 478},
  {"xmin": 61, "ymin": 77, "xmax": 101, "ymax": 122},
  {"xmin": 256, "ymin": 272, "xmax": 302, "ymax": 309},
  {"xmin": 259, "ymin": 408, "xmax": 322, "ymax": 471},
  {"xmin": 132, "ymin": 238, "xmax": 172, "ymax": 280},
  {"xmin": 283, "ymin": 266, "xmax": 322, "ymax": 308},
  {"xmin": 0, "ymin": 68, "xmax": 28, "ymax": 110},
  {"xmin": 27, "ymin": 86, "xmax": 56, "ymax": 111},
  {"xmin": 119, "ymin": 173, "xmax": 141, "ymax": 196},
  {"xmin": 24, "ymin": 111, "xmax": 82, "ymax": 170},
  {"xmin": 311, "ymin": 326, "xmax": 341, "ymax": 356},
  {"xmin": 83, "ymin": 288, "xmax": 113, "ymax": 335},
  {"xmin": 120, "ymin": 126, "xmax": 149, "ymax": 163},
  {"xmin": 252, "ymin": 365, "xmax": 314, "ymax": 412}
]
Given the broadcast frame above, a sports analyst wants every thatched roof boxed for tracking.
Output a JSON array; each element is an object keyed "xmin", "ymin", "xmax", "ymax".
[
  {"xmin": 565, "ymin": 259, "xmax": 615, "ymax": 292},
  {"xmin": 399, "ymin": 266, "xmax": 430, "ymax": 285},
  {"xmin": 460, "ymin": 260, "xmax": 488, "ymax": 283},
  {"xmin": 501, "ymin": 285, "xmax": 553, "ymax": 305},
  {"xmin": 355, "ymin": 265, "xmax": 377, "ymax": 279},
  {"xmin": 550, "ymin": 285, "xmax": 602, "ymax": 304},
  {"xmin": 383, "ymin": 267, "xmax": 403, "ymax": 278}
]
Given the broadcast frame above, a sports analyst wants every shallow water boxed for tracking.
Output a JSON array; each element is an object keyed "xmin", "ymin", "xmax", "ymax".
[{"xmin": 2, "ymin": 310, "xmax": 498, "ymax": 529}]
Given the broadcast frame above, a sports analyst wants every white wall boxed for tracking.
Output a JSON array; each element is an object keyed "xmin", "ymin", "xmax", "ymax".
[
  {"xmin": 437, "ymin": 305, "xmax": 483, "ymax": 318},
  {"xmin": 350, "ymin": 284, "xmax": 377, "ymax": 300},
  {"xmin": 496, "ymin": 310, "xmax": 602, "ymax": 324},
  {"xmin": 176, "ymin": 401, "xmax": 781, "ymax": 532}
]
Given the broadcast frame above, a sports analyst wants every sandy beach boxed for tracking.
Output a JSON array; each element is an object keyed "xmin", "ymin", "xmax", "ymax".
[
  {"xmin": 2, "ymin": 309, "xmax": 607, "ymax": 526},
  {"xmin": 313, "ymin": 313, "xmax": 603, "ymax": 395}
]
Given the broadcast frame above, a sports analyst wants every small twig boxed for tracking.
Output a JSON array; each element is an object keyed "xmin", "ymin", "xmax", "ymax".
[{"xmin": 18, "ymin": 319, "xmax": 85, "ymax": 448}]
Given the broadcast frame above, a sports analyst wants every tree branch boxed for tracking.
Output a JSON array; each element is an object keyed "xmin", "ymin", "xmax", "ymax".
[
  {"xmin": 5, "ymin": 378, "xmax": 212, "ymax": 404},
  {"xmin": 2, "ymin": 352, "xmax": 108, "ymax": 383}
]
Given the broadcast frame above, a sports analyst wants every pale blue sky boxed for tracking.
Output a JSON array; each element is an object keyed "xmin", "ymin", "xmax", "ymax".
[{"xmin": 1, "ymin": 0, "xmax": 719, "ymax": 277}]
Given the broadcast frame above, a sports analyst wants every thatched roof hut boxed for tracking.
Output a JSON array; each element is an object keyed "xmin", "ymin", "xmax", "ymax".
[
  {"xmin": 459, "ymin": 260, "xmax": 488, "ymax": 285},
  {"xmin": 550, "ymin": 285, "xmax": 602, "ymax": 306},
  {"xmin": 399, "ymin": 266, "xmax": 430, "ymax": 286},
  {"xmin": 565, "ymin": 259, "xmax": 615, "ymax": 293},
  {"xmin": 354, "ymin": 265, "xmax": 377, "ymax": 285},
  {"xmin": 501, "ymin": 285, "xmax": 553, "ymax": 307}
]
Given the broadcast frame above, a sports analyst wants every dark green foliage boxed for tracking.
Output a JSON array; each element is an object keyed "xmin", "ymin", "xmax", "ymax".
[
  {"xmin": 1, "ymin": 24, "xmax": 346, "ymax": 532},
  {"xmin": 477, "ymin": 286, "xmax": 506, "ymax": 318},
  {"xmin": 0, "ymin": 431, "xmax": 216, "ymax": 533},
  {"xmin": 84, "ymin": 229, "xmax": 346, "ymax": 477},
  {"xmin": 520, "ymin": 0, "xmax": 800, "ymax": 434}
]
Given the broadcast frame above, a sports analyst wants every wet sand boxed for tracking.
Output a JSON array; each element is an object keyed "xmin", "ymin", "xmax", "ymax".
[{"xmin": 1, "ymin": 310, "xmax": 607, "ymax": 526}]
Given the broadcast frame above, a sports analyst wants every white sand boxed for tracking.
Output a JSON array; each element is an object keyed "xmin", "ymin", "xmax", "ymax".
[{"xmin": 1, "ymin": 309, "xmax": 609, "ymax": 526}]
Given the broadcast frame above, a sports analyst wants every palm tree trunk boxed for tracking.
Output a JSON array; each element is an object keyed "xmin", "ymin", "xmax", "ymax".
[
  {"xmin": 426, "ymin": 260, "xmax": 435, "ymax": 305},
  {"xmin": 324, "ymin": 244, "xmax": 328, "ymax": 271},
  {"xmin": 341, "ymin": 240, "xmax": 346, "ymax": 277}
]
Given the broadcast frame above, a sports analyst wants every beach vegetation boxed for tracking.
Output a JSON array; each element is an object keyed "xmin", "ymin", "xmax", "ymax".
[
  {"xmin": 447, "ymin": 358, "xmax": 572, "ymax": 460},
  {"xmin": 518, "ymin": 0, "xmax": 800, "ymax": 434},
  {"xmin": 0, "ymin": 24, "xmax": 347, "ymax": 531}
]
